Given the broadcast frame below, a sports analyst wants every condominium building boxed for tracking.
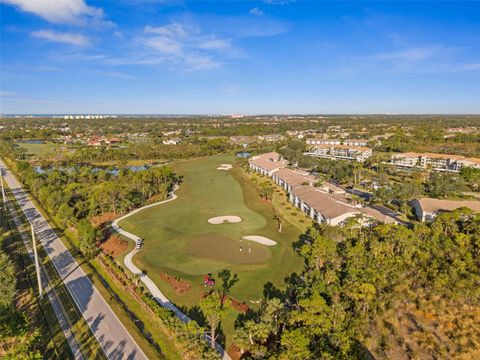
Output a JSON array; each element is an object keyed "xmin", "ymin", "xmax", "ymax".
[
  {"xmin": 271, "ymin": 168, "xmax": 316, "ymax": 193},
  {"xmin": 305, "ymin": 144, "xmax": 372, "ymax": 162},
  {"xmin": 411, "ymin": 198, "xmax": 480, "ymax": 222},
  {"xmin": 390, "ymin": 152, "xmax": 480, "ymax": 172},
  {"xmin": 248, "ymin": 152, "xmax": 288, "ymax": 177},
  {"xmin": 343, "ymin": 139, "xmax": 369, "ymax": 147},
  {"xmin": 290, "ymin": 186, "xmax": 397, "ymax": 226},
  {"xmin": 257, "ymin": 134, "xmax": 285, "ymax": 142},
  {"xmin": 250, "ymin": 152, "xmax": 397, "ymax": 226},
  {"xmin": 305, "ymin": 138, "xmax": 341, "ymax": 146}
]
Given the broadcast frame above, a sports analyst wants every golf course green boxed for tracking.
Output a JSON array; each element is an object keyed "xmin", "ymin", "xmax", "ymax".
[{"xmin": 119, "ymin": 155, "xmax": 303, "ymax": 307}]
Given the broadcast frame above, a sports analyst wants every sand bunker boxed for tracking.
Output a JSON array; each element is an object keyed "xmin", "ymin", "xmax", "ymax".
[
  {"xmin": 208, "ymin": 215, "xmax": 242, "ymax": 224},
  {"xmin": 217, "ymin": 164, "xmax": 233, "ymax": 170},
  {"xmin": 242, "ymin": 235, "xmax": 277, "ymax": 246}
]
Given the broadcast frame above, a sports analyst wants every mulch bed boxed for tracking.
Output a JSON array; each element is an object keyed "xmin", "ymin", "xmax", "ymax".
[
  {"xmin": 227, "ymin": 344, "xmax": 244, "ymax": 360},
  {"xmin": 91, "ymin": 212, "xmax": 118, "ymax": 227},
  {"xmin": 160, "ymin": 273, "xmax": 191, "ymax": 295},
  {"xmin": 229, "ymin": 296, "xmax": 250, "ymax": 312},
  {"xmin": 100, "ymin": 235, "xmax": 129, "ymax": 257}
]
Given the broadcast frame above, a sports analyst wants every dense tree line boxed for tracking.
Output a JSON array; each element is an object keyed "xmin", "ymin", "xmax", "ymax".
[
  {"xmin": 0, "ymin": 234, "xmax": 42, "ymax": 359},
  {"xmin": 69, "ymin": 138, "xmax": 231, "ymax": 162},
  {"xmin": 16, "ymin": 161, "xmax": 176, "ymax": 221},
  {"xmin": 233, "ymin": 209, "xmax": 480, "ymax": 359},
  {"xmin": 12, "ymin": 161, "xmax": 176, "ymax": 258}
]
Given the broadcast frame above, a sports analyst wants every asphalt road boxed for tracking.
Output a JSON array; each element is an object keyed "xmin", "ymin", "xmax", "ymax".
[{"xmin": 0, "ymin": 160, "xmax": 148, "ymax": 360}]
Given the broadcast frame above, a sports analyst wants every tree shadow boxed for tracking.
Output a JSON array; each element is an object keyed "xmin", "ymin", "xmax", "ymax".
[
  {"xmin": 185, "ymin": 305, "xmax": 206, "ymax": 327},
  {"xmin": 215, "ymin": 321, "xmax": 227, "ymax": 348},
  {"xmin": 263, "ymin": 281, "xmax": 284, "ymax": 301},
  {"xmin": 291, "ymin": 231, "xmax": 312, "ymax": 253},
  {"xmin": 353, "ymin": 339, "xmax": 377, "ymax": 360},
  {"xmin": 234, "ymin": 308, "xmax": 257, "ymax": 329}
]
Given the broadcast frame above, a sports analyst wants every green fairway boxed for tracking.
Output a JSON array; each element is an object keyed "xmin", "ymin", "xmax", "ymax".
[
  {"xmin": 119, "ymin": 155, "xmax": 303, "ymax": 349},
  {"xmin": 15, "ymin": 142, "xmax": 69, "ymax": 157},
  {"xmin": 119, "ymin": 155, "xmax": 303, "ymax": 302}
]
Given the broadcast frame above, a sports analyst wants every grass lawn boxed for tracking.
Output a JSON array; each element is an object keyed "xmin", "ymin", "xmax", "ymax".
[
  {"xmin": 15, "ymin": 142, "xmax": 74, "ymax": 159},
  {"xmin": 118, "ymin": 155, "xmax": 304, "ymax": 349},
  {"xmin": 16, "ymin": 142, "xmax": 59, "ymax": 155}
]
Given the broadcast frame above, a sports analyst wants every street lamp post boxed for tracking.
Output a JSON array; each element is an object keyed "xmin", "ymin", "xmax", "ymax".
[{"xmin": 31, "ymin": 224, "xmax": 43, "ymax": 299}]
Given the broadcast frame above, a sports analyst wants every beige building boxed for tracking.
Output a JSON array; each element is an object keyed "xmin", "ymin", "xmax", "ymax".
[
  {"xmin": 248, "ymin": 152, "xmax": 288, "ymax": 177},
  {"xmin": 257, "ymin": 134, "xmax": 285, "ymax": 142},
  {"xmin": 390, "ymin": 152, "xmax": 480, "ymax": 172},
  {"xmin": 251, "ymin": 152, "xmax": 397, "ymax": 226},
  {"xmin": 305, "ymin": 144, "xmax": 372, "ymax": 162},
  {"xmin": 411, "ymin": 198, "xmax": 480, "ymax": 221},
  {"xmin": 290, "ymin": 186, "xmax": 397, "ymax": 226},
  {"xmin": 229, "ymin": 136, "xmax": 255, "ymax": 147},
  {"xmin": 271, "ymin": 168, "xmax": 316, "ymax": 193}
]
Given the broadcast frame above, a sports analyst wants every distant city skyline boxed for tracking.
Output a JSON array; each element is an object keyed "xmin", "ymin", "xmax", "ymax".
[{"xmin": 1, "ymin": 1, "xmax": 479, "ymax": 114}]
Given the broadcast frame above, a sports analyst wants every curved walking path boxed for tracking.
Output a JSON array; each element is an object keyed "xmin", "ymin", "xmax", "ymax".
[{"xmin": 112, "ymin": 185, "xmax": 231, "ymax": 360}]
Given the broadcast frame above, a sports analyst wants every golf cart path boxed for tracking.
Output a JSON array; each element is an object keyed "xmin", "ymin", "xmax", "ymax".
[{"xmin": 112, "ymin": 185, "xmax": 232, "ymax": 360}]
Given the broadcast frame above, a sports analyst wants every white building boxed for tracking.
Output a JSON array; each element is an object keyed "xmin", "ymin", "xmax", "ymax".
[
  {"xmin": 411, "ymin": 198, "xmax": 480, "ymax": 222},
  {"xmin": 390, "ymin": 152, "xmax": 480, "ymax": 172},
  {"xmin": 289, "ymin": 186, "xmax": 396, "ymax": 226},
  {"xmin": 343, "ymin": 139, "xmax": 369, "ymax": 147},
  {"xmin": 306, "ymin": 138, "xmax": 341, "ymax": 146},
  {"xmin": 257, "ymin": 134, "xmax": 285, "ymax": 142},
  {"xmin": 248, "ymin": 152, "xmax": 288, "ymax": 177},
  {"xmin": 271, "ymin": 168, "xmax": 316, "ymax": 193},
  {"xmin": 305, "ymin": 145, "xmax": 372, "ymax": 162},
  {"xmin": 162, "ymin": 138, "xmax": 181, "ymax": 145}
]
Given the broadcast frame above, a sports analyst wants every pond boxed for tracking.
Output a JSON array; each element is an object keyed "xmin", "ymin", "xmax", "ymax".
[
  {"xmin": 18, "ymin": 139, "xmax": 45, "ymax": 144},
  {"xmin": 34, "ymin": 164, "xmax": 152, "ymax": 176},
  {"xmin": 236, "ymin": 151, "xmax": 251, "ymax": 158}
]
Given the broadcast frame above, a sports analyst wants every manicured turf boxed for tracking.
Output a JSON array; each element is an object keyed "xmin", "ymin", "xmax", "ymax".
[
  {"xmin": 16, "ymin": 142, "xmax": 63, "ymax": 156},
  {"xmin": 119, "ymin": 155, "xmax": 303, "ymax": 303},
  {"xmin": 119, "ymin": 155, "xmax": 304, "ymax": 349}
]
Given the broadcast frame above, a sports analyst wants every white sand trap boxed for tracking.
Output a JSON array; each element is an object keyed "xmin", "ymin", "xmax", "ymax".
[
  {"xmin": 217, "ymin": 163, "xmax": 233, "ymax": 170},
  {"xmin": 208, "ymin": 215, "xmax": 242, "ymax": 224},
  {"xmin": 242, "ymin": 235, "xmax": 277, "ymax": 246}
]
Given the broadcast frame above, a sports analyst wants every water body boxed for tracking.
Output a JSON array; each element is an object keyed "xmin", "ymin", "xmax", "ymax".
[
  {"xmin": 34, "ymin": 164, "xmax": 151, "ymax": 176},
  {"xmin": 18, "ymin": 139, "xmax": 45, "ymax": 144},
  {"xmin": 236, "ymin": 151, "xmax": 251, "ymax": 158}
]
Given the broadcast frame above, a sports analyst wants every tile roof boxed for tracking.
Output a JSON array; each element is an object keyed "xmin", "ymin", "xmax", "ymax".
[
  {"xmin": 274, "ymin": 168, "xmax": 316, "ymax": 188},
  {"xmin": 291, "ymin": 186, "xmax": 358, "ymax": 219},
  {"xmin": 413, "ymin": 198, "xmax": 480, "ymax": 213}
]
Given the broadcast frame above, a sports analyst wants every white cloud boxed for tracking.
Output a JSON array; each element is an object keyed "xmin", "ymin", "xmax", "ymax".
[
  {"xmin": 0, "ymin": 91, "xmax": 15, "ymax": 97},
  {"xmin": 249, "ymin": 8, "xmax": 264, "ymax": 16},
  {"xmin": 371, "ymin": 46, "xmax": 445, "ymax": 62},
  {"xmin": 145, "ymin": 24, "xmax": 188, "ymax": 38},
  {"xmin": 142, "ymin": 36, "xmax": 182, "ymax": 55},
  {"xmin": 196, "ymin": 38, "xmax": 231, "ymax": 50},
  {"xmin": 263, "ymin": 0, "xmax": 294, "ymax": 5},
  {"xmin": 31, "ymin": 29, "xmax": 90, "ymax": 46},
  {"xmin": 100, "ymin": 71, "xmax": 135, "ymax": 80},
  {"xmin": 2, "ymin": 0, "xmax": 107, "ymax": 26},
  {"xmin": 137, "ymin": 22, "xmax": 233, "ymax": 71}
]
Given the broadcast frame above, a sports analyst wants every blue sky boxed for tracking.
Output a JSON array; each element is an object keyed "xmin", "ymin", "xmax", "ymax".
[{"xmin": 1, "ymin": 0, "xmax": 479, "ymax": 114}]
